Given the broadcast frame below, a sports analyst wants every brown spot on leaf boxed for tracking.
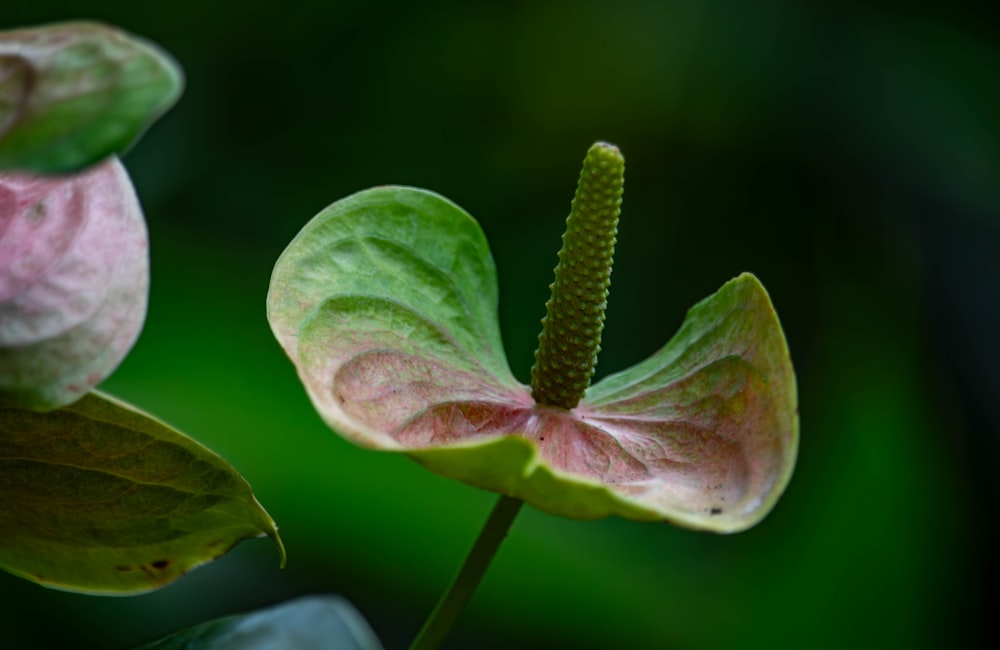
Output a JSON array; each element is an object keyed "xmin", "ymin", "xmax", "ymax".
[
  {"xmin": 27, "ymin": 201, "xmax": 46, "ymax": 221},
  {"xmin": 149, "ymin": 559, "xmax": 171, "ymax": 570}
]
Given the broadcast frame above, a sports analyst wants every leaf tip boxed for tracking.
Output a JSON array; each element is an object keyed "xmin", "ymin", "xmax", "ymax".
[{"xmin": 271, "ymin": 528, "xmax": 288, "ymax": 570}]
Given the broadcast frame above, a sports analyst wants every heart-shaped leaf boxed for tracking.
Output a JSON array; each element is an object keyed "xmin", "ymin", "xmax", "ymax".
[
  {"xmin": 0, "ymin": 157, "xmax": 148, "ymax": 411},
  {"xmin": 0, "ymin": 391, "xmax": 285, "ymax": 595},
  {"xmin": 0, "ymin": 21, "xmax": 183, "ymax": 174},
  {"xmin": 268, "ymin": 187, "xmax": 528, "ymax": 451},
  {"xmin": 131, "ymin": 595, "xmax": 382, "ymax": 650},
  {"xmin": 268, "ymin": 186, "xmax": 797, "ymax": 532}
]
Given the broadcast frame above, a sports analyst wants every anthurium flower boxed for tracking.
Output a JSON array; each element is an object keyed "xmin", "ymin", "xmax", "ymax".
[{"xmin": 268, "ymin": 143, "xmax": 797, "ymax": 532}]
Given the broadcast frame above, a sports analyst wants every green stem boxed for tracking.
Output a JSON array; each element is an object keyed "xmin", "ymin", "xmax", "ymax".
[
  {"xmin": 531, "ymin": 141, "xmax": 624, "ymax": 409},
  {"xmin": 409, "ymin": 495, "xmax": 524, "ymax": 650}
]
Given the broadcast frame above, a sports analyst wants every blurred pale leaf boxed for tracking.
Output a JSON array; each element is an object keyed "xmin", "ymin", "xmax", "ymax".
[
  {"xmin": 131, "ymin": 595, "xmax": 383, "ymax": 650},
  {"xmin": 0, "ymin": 157, "xmax": 148, "ymax": 410}
]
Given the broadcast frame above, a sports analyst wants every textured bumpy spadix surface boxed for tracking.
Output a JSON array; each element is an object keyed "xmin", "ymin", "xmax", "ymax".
[
  {"xmin": 532, "ymin": 142, "xmax": 622, "ymax": 409},
  {"xmin": 268, "ymin": 165, "xmax": 798, "ymax": 532}
]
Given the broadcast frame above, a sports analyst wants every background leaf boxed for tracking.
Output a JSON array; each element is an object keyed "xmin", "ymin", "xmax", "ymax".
[
  {"xmin": 0, "ymin": 157, "xmax": 148, "ymax": 410},
  {"xmin": 0, "ymin": 391, "xmax": 285, "ymax": 595},
  {"xmin": 0, "ymin": 21, "xmax": 183, "ymax": 174},
  {"xmin": 131, "ymin": 595, "xmax": 382, "ymax": 650}
]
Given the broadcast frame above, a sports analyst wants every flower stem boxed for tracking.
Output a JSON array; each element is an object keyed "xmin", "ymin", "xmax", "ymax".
[
  {"xmin": 531, "ymin": 141, "xmax": 624, "ymax": 409},
  {"xmin": 409, "ymin": 495, "xmax": 524, "ymax": 650}
]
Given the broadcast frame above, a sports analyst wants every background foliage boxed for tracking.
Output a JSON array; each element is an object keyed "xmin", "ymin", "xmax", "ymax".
[{"xmin": 2, "ymin": 1, "xmax": 995, "ymax": 648}]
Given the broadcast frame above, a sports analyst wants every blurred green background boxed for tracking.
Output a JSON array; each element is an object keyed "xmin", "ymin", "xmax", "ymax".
[{"xmin": 2, "ymin": 1, "xmax": 996, "ymax": 648}]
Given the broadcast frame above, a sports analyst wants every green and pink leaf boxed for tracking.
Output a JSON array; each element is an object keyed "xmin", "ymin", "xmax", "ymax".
[
  {"xmin": 0, "ymin": 158, "xmax": 149, "ymax": 410},
  {"xmin": 1, "ymin": 157, "xmax": 148, "ymax": 410},
  {"xmin": 0, "ymin": 21, "xmax": 183, "ymax": 174}
]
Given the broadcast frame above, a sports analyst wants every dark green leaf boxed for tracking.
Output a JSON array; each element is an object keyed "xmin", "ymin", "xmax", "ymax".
[
  {"xmin": 0, "ymin": 21, "xmax": 183, "ymax": 173},
  {"xmin": 131, "ymin": 596, "xmax": 383, "ymax": 650},
  {"xmin": 0, "ymin": 391, "xmax": 285, "ymax": 595}
]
